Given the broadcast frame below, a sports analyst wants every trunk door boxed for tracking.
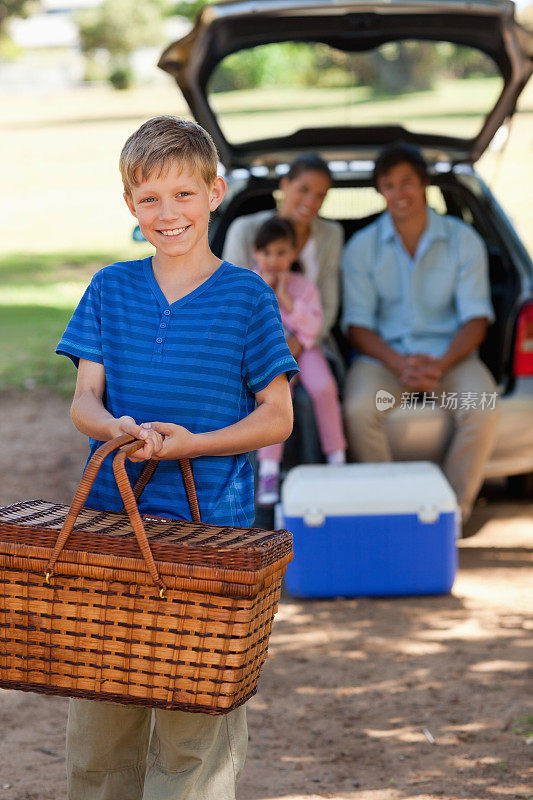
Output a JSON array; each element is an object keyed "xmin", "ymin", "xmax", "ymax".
[{"xmin": 159, "ymin": 0, "xmax": 533, "ymax": 169}]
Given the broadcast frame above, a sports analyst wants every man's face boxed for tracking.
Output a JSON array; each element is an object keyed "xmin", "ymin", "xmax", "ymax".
[
  {"xmin": 124, "ymin": 162, "xmax": 225, "ymax": 260},
  {"xmin": 376, "ymin": 161, "xmax": 428, "ymax": 225}
]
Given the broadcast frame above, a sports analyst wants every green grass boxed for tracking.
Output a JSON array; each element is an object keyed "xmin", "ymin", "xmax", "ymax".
[
  {"xmin": 212, "ymin": 76, "xmax": 504, "ymax": 143},
  {"xmin": 0, "ymin": 251, "xmax": 114, "ymax": 288},
  {"xmin": 0, "ymin": 304, "xmax": 77, "ymax": 395},
  {"xmin": 0, "ymin": 250, "xmax": 151, "ymax": 394},
  {"xmin": 513, "ymin": 714, "xmax": 533, "ymax": 739}
]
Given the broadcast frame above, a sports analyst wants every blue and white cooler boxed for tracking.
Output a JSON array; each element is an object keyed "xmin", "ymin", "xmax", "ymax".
[{"xmin": 279, "ymin": 462, "xmax": 459, "ymax": 598}]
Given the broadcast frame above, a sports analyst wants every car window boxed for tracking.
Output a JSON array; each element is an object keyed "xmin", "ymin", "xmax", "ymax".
[
  {"xmin": 315, "ymin": 185, "xmax": 446, "ymax": 221},
  {"xmin": 208, "ymin": 40, "xmax": 502, "ymax": 145}
]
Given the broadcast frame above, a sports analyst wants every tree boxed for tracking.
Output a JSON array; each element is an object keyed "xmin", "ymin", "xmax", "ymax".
[
  {"xmin": 77, "ymin": 0, "xmax": 165, "ymax": 89},
  {"xmin": 0, "ymin": 0, "xmax": 33, "ymax": 37},
  {"xmin": 171, "ymin": 0, "xmax": 222, "ymax": 23}
]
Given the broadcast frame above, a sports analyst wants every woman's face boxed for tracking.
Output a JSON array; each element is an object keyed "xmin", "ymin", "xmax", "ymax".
[{"xmin": 280, "ymin": 169, "xmax": 331, "ymax": 227}]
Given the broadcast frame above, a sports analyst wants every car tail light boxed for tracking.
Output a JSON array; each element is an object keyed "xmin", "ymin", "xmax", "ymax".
[{"xmin": 513, "ymin": 301, "xmax": 533, "ymax": 377}]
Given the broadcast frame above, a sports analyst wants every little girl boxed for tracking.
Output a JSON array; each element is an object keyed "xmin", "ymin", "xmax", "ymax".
[{"xmin": 253, "ymin": 216, "xmax": 346, "ymax": 506}]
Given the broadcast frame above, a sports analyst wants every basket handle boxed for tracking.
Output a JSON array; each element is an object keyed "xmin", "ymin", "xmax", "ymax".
[
  {"xmin": 112, "ymin": 442, "xmax": 167, "ymax": 596},
  {"xmin": 44, "ymin": 433, "xmax": 135, "ymax": 583},
  {"xmin": 133, "ymin": 455, "xmax": 201, "ymax": 524},
  {"xmin": 112, "ymin": 442, "xmax": 202, "ymax": 596},
  {"xmin": 44, "ymin": 434, "xmax": 202, "ymax": 593}
]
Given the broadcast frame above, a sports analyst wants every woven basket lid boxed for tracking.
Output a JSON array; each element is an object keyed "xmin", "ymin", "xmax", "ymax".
[{"xmin": 0, "ymin": 500, "xmax": 292, "ymax": 574}]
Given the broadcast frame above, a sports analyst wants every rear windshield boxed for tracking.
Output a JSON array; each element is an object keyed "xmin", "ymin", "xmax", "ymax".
[
  {"xmin": 317, "ymin": 185, "xmax": 446, "ymax": 221},
  {"xmin": 207, "ymin": 40, "xmax": 502, "ymax": 145}
]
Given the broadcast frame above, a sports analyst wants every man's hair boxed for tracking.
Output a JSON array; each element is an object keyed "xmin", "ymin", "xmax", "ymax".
[
  {"xmin": 119, "ymin": 116, "xmax": 219, "ymax": 196},
  {"xmin": 286, "ymin": 153, "xmax": 332, "ymax": 183},
  {"xmin": 373, "ymin": 142, "xmax": 429, "ymax": 188},
  {"xmin": 254, "ymin": 215, "xmax": 297, "ymax": 251}
]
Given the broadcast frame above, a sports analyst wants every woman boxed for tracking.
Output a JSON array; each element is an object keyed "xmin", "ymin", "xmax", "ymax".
[{"xmin": 222, "ymin": 154, "xmax": 344, "ymax": 348}]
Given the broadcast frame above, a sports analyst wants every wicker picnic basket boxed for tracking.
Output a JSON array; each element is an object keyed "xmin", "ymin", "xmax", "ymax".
[{"xmin": 0, "ymin": 435, "xmax": 292, "ymax": 714}]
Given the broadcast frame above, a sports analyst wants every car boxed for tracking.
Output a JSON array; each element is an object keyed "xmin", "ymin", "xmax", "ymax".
[{"xmin": 157, "ymin": 0, "xmax": 533, "ymax": 510}]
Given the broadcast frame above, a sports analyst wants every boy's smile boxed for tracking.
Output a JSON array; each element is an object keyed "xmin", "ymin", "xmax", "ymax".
[{"xmin": 160, "ymin": 226, "xmax": 189, "ymax": 238}]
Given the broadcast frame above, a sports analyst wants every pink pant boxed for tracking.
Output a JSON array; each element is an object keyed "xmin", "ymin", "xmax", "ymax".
[{"xmin": 259, "ymin": 346, "xmax": 346, "ymax": 462}]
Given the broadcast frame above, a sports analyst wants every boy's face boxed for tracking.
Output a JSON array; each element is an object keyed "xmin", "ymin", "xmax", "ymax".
[
  {"xmin": 124, "ymin": 162, "xmax": 226, "ymax": 261},
  {"xmin": 376, "ymin": 161, "xmax": 428, "ymax": 225}
]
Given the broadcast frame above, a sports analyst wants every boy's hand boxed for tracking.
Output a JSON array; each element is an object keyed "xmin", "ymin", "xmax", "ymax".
[
  {"xmin": 128, "ymin": 428, "xmax": 164, "ymax": 461},
  {"xmin": 142, "ymin": 422, "xmax": 195, "ymax": 460},
  {"xmin": 109, "ymin": 416, "xmax": 164, "ymax": 461},
  {"xmin": 110, "ymin": 415, "xmax": 142, "ymax": 439}
]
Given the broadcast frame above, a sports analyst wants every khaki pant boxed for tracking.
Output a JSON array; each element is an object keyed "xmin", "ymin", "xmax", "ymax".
[
  {"xmin": 343, "ymin": 356, "xmax": 500, "ymax": 520},
  {"xmin": 66, "ymin": 699, "xmax": 247, "ymax": 800}
]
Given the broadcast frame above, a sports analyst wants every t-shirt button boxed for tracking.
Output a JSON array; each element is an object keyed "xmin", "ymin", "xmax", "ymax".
[
  {"xmin": 163, "ymin": 309, "xmax": 171, "ymax": 315},
  {"xmin": 156, "ymin": 337, "xmax": 163, "ymax": 344},
  {"xmin": 160, "ymin": 322, "xmax": 166, "ymax": 328}
]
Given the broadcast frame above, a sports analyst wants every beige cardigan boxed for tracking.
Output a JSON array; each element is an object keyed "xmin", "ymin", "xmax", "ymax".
[{"xmin": 222, "ymin": 209, "xmax": 344, "ymax": 342}]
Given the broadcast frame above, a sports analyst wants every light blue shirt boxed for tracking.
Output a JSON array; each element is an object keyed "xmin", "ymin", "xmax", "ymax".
[{"xmin": 341, "ymin": 209, "xmax": 494, "ymax": 358}]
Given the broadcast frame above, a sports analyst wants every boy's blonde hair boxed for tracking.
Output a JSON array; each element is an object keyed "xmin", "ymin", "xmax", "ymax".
[{"xmin": 119, "ymin": 116, "xmax": 219, "ymax": 196}]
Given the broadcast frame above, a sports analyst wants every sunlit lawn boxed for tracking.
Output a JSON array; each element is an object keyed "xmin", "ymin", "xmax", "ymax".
[
  {"xmin": 211, "ymin": 76, "xmax": 504, "ymax": 141},
  {"xmin": 0, "ymin": 77, "xmax": 531, "ymax": 392},
  {"xmin": 0, "ymin": 251, "xmax": 147, "ymax": 394}
]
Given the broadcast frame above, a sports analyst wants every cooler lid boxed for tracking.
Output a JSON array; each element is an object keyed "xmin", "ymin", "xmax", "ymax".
[{"xmin": 281, "ymin": 462, "xmax": 458, "ymax": 519}]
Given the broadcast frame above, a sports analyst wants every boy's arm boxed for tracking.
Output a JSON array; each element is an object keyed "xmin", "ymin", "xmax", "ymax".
[
  {"xmin": 146, "ymin": 373, "xmax": 293, "ymax": 460},
  {"xmin": 71, "ymin": 359, "xmax": 162, "ymax": 459}
]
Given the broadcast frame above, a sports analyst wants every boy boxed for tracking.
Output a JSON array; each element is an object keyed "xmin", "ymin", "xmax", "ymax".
[{"xmin": 56, "ymin": 115, "xmax": 297, "ymax": 800}]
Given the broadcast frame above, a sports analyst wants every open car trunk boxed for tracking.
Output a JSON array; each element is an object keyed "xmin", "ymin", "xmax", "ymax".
[
  {"xmin": 160, "ymin": 0, "xmax": 533, "ymax": 169},
  {"xmin": 208, "ymin": 169, "xmax": 522, "ymax": 388}
]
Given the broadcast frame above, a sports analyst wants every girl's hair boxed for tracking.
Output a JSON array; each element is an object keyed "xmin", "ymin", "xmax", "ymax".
[
  {"xmin": 253, "ymin": 216, "xmax": 302, "ymax": 273},
  {"xmin": 286, "ymin": 153, "xmax": 332, "ymax": 183}
]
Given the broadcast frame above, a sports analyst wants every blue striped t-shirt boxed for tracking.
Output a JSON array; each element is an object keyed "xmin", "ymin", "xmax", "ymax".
[{"xmin": 56, "ymin": 257, "xmax": 298, "ymax": 526}]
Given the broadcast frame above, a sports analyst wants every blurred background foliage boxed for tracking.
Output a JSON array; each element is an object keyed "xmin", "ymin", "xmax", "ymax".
[
  {"xmin": 209, "ymin": 40, "xmax": 498, "ymax": 95},
  {"xmin": 0, "ymin": 0, "xmax": 33, "ymax": 34},
  {"xmin": 0, "ymin": 0, "xmax": 512, "ymax": 93},
  {"xmin": 76, "ymin": 0, "xmax": 166, "ymax": 89},
  {"xmin": 169, "ymin": 0, "xmax": 499, "ymax": 95}
]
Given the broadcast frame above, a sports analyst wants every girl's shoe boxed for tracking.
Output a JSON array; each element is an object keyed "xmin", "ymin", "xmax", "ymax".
[{"xmin": 257, "ymin": 474, "xmax": 280, "ymax": 507}]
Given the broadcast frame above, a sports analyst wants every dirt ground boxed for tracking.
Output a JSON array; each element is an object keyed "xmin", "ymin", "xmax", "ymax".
[{"xmin": 0, "ymin": 390, "xmax": 531, "ymax": 800}]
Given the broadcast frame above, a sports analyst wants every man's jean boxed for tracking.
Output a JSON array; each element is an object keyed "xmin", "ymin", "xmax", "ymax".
[
  {"xmin": 343, "ymin": 355, "xmax": 500, "ymax": 520},
  {"xmin": 66, "ymin": 699, "xmax": 247, "ymax": 800}
]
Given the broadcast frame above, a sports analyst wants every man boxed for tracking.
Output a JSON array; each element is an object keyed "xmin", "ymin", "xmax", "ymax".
[{"xmin": 342, "ymin": 143, "xmax": 499, "ymax": 521}]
